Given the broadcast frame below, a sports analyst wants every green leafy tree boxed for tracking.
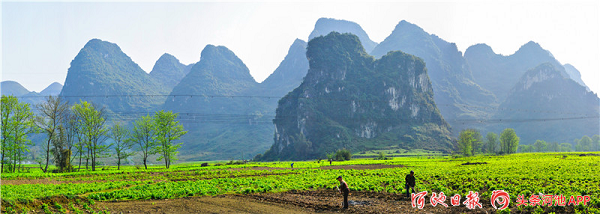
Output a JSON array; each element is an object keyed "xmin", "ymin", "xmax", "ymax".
[
  {"xmin": 35, "ymin": 96, "xmax": 69, "ymax": 173},
  {"xmin": 1, "ymin": 95, "xmax": 17, "ymax": 172},
  {"xmin": 110, "ymin": 123, "xmax": 134, "ymax": 170},
  {"xmin": 500, "ymin": 128, "xmax": 519, "ymax": 154},
  {"xmin": 573, "ymin": 138, "xmax": 580, "ymax": 151},
  {"xmin": 559, "ymin": 143, "xmax": 572, "ymax": 152},
  {"xmin": 70, "ymin": 112, "xmax": 87, "ymax": 171},
  {"xmin": 458, "ymin": 129, "xmax": 482, "ymax": 156},
  {"xmin": 151, "ymin": 111, "xmax": 187, "ymax": 169},
  {"xmin": 548, "ymin": 142, "xmax": 559, "ymax": 152},
  {"xmin": 326, "ymin": 152, "xmax": 334, "ymax": 161},
  {"xmin": 129, "ymin": 115, "xmax": 156, "ymax": 169},
  {"xmin": 592, "ymin": 135, "xmax": 600, "ymax": 151},
  {"xmin": 1, "ymin": 95, "xmax": 37, "ymax": 173},
  {"xmin": 458, "ymin": 130, "xmax": 472, "ymax": 156},
  {"xmin": 519, "ymin": 145, "xmax": 533, "ymax": 153},
  {"xmin": 577, "ymin": 136, "xmax": 592, "ymax": 152},
  {"xmin": 471, "ymin": 130, "xmax": 483, "ymax": 155},
  {"xmin": 485, "ymin": 132, "xmax": 498, "ymax": 154},
  {"xmin": 533, "ymin": 140, "xmax": 548, "ymax": 152},
  {"xmin": 72, "ymin": 101, "xmax": 110, "ymax": 171}
]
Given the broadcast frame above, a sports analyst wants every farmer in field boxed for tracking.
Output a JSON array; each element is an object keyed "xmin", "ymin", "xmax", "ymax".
[
  {"xmin": 337, "ymin": 175, "xmax": 350, "ymax": 209},
  {"xmin": 405, "ymin": 170, "xmax": 416, "ymax": 198}
]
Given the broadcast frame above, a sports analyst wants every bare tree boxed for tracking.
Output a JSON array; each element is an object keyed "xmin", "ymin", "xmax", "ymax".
[
  {"xmin": 36, "ymin": 96, "xmax": 69, "ymax": 173},
  {"xmin": 64, "ymin": 112, "xmax": 80, "ymax": 167}
]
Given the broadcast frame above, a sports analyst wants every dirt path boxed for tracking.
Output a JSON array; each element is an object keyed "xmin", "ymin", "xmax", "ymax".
[
  {"xmin": 248, "ymin": 190, "xmax": 497, "ymax": 213},
  {"xmin": 98, "ymin": 195, "xmax": 315, "ymax": 214},
  {"xmin": 99, "ymin": 190, "xmax": 499, "ymax": 214}
]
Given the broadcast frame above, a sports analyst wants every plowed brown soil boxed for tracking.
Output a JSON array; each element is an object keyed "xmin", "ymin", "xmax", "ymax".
[
  {"xmin": 98, "ymin": 195, "xmax": 313, "ymax": 214},
  {"xmin": 98, "ymin": 190, "xmax": 500, "ymax": 214},
  {"xmin": 319, "ymin": 164, "xmax": 404, "ymax": 170},
  {"xmin": 1, "ymin": 178, "xmax": 98, "ymax": 185},
  {"xmin": 227, "ymin": 164, "xmax": 404, "ymax": 171}
]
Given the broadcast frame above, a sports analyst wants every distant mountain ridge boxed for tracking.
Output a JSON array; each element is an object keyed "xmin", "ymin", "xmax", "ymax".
[
  {"xmin": 370, "ymin": 20, "xmax": 496, "ymax": 132},
  {"xmin": 465, "ymin": 41, "xmax": 571, "ymax": 103},
  {"xmin": 261, "ymin": 32, "xmax": 453, "ymax": 160},
  {"xmin": 163, "ymin": 45, "xmax": 274, "ymax": 160},
  {"xmin": 39, "ymin": 82, "xmax": 63, "ymax": 96},
  {"xmin": 258, "ymin": 39, "xmax": 309, "ymax": 97},
  {"xmin": 563, "ymin": 63, "xmax": 589, "ymax": 91},
  {"xmin": 1, "ymin": 81, "xmax": 30, "ymax": 97},
  {"xmin": 150, "ymin": 53, "xmax": 193, "ymax": 90},
  {"xmin": 17, "ymin": 18, "xmax": 596, "ymax": 161},
  {"xmin": 309, "ymin": 18, "xmax": 378, "ymax": 53},
  {"xmin": 1, "ymin": 81, "xmax": 62, "ymax": 105},
  {"xmin": 55, "ymin": 37, "xmax": 310, "ymax": 161},
  {"xmin": 493, "ymin": 63, "xmax": 599, "ymax": 144},
  {"xmin": 60, "ymin": 39, "xmax": 168, "ymax": 113}
]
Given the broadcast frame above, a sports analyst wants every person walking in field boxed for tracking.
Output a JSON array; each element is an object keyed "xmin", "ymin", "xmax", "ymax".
[
  {"xmin": 337, "ymin": 176, "xmax": 350, "ymax": 209},
  {"xmin": 405, "ymin": 170, "xmax": 416, "ymax": 198}
]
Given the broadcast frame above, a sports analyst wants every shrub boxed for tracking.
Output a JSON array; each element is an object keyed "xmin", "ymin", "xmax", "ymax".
[
  {"xmin": 375, "ymin": 152, "xmax": 388, "ymax": 160},
  {"xmin": 335, "ymin": 149, "xmax": 351, "ymax": 161}
]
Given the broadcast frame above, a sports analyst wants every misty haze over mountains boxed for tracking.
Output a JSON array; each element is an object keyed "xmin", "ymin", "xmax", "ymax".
[{"xmin": 2, "ymin": 18, "xmax": 598, "ymax": 161}]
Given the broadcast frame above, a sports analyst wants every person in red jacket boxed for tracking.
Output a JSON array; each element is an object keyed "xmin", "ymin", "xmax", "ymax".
[{"xmin": 337, "ymin": 175, "xmax": 350, "ymax": 209}]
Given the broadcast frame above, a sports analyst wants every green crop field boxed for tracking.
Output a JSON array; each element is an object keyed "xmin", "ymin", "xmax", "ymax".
[{"xmin": 2, "ymin": 152, "xmax": 599, "ymax": 213}]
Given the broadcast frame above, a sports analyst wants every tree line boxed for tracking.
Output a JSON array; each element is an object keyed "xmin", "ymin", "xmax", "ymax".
[
  {"xmin": 457, "ymin": 128, "xmax": 519, "ymax": 156},
  {"xmin": 1, "ymin": 95, "xmax": 187, "ymax": 173},
  {"xmin": 456, "ymin": 127, "xmax": 600, "ymax": 156},
  {"xmin": 519, "ymin": 135, "xmax": 600, "ymax": 153}
]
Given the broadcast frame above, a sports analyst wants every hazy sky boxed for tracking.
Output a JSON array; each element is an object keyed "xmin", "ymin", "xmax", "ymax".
[{"xmin": 2, "ymin": 1, "xmax": 599, "ymax": 94}]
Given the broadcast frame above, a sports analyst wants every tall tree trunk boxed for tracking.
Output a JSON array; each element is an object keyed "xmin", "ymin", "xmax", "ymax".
[
  {"xmin": 13, "ymin": 149, "xmax": 17, "ymax": 173},
  {"xmin": 86, "ymin": 147, "xmax": 90, "ymax": 169},
  {"xmin": 12, "ymin": 132, "xmax": 18, "ymax": 173},
  {"xmin": 143, "ymin": 156, "xmax": 147, "ymax": 170},
  {"xmin": 164, "ymin": 149, "xmax": 168, "ymax": 169},
  {"xmin": 44, "ymin": 137, "xmax": 51, "ymax": 173},
  {"xmin": 91, "ymin": 149, "xmax": 95, "ymax": 171},
  {"xmin": 17, "ymin": 150, "xmax": 21, "ymax": 173},
  {"xmin": 1, "ymin": 151, "xmax": 5, "ymax": 173},
  {"xmin": 78, "ymin": 149, "xmax": 82, "ymax": 171},
  {"xmin": 117, "ymin": 155, "xmax": 121, "ymax": 170}
]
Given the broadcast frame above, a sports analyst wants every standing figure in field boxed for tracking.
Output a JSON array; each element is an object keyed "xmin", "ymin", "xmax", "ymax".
[
  {"xmin": 405, "ymin": 170, "xmax": 416, "ymax": 198},
  {"xmin": 337, "ymin": 176, "xmax": 350, "ymax": 209},
  {"xmin": 291, "ymin": 162, "xmax": 294, "ymax": 169}
]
